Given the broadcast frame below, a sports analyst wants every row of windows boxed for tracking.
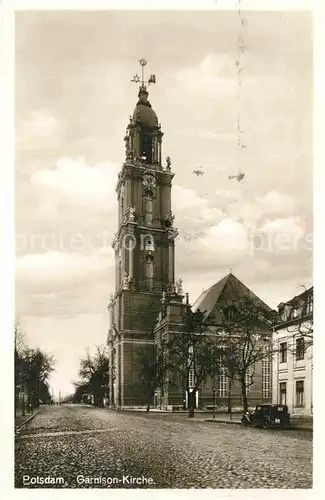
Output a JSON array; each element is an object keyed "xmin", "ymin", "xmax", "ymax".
[
  {"xmin": 245, "ymin": 371, "xmax": 251, "ymax": 396},
  {"xmin": 279, "ymin": 338, "xmax": 305, "ymax": 363},
  {"xmin": 279, "ymin": 380, "xmax": 305, "ymax": 407},
  {"xmin": 215, "ymin": 360, "xmax": 271, "ymax": 398},
  {"xmin": 218, "ymin": 365, "xmax": 228, "ymax": 397},
  {"xmin": 262, "ymin": 355, "xmax": 271, "ymax": 399},
  {"xmin": 188, "ymin": 368, "xmax": 195, "ymax": 389},
  {"xmin": 188, "ymin": 346, "xmax": 195, "ymax": 390}
]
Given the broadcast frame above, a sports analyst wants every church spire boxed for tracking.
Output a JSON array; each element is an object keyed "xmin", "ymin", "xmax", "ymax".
[
  {"xmin": 125, "ymin": 59, "xmax": 162, "ymax": 166},
  {"xmin": 131, "ymin": 58, "xmax": 156, "ymax": 95}
]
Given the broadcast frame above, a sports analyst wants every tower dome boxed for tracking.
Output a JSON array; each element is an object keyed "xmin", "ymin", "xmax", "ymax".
[
  {"xmin": 132, "ymin": 86, "xmax": 158, "ymax": 130},
  {"xmin": 125, "ymin": 60, "xmax": 163, "ymax": 165}
]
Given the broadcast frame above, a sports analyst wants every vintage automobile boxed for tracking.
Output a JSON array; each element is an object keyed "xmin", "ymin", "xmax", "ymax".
[{"xmin": 241, "ymin": 404, "xmax": 291, "ymax": 429}]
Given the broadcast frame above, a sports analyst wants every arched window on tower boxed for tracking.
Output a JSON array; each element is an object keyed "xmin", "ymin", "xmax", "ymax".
[
  {"xmin": 145, "ymin": 195, "xmax": 153, "ymax": 226},
  {"xmin": 118, "ymin": 259, "xmax": 122, "ymax": 287},
  {"xmin": 121, "ymin": 195, "xmax": 124, "ymax": 216},
  {"xmin": 120, "ymin": 184, "xmax": 125, "ymax": 220},
  {"xmin": 145, "ymin": 254, "xmax": 154, "ymax": 291},
  {"xmin": 140, "ymin": 134, "xmax": 153, "ymax": 163}
]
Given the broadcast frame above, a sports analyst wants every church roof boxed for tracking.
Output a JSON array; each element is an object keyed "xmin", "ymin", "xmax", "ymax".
[{"xmin": 192, "ymin": 272, "xmax": 272, "ymax": 323}]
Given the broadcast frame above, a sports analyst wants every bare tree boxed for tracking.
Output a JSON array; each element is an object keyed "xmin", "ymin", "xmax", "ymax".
[
  {"xmin": 215, "ymin": 296, "xmax": 275, "ymax": 413},
  {"xmin": 14, "ymin": 319, "xmax": 27, "ymax": 355},
  {"xmin": 169, "ymin": 305, "xmax": 222, "ymax": 418},
  {"xmin": 224, "ymin": 350, "xmax": 237, "ymax": 415},
  {"xmin": 134, "ymin": 336, "xmax": 172, "ymax": 412},
  {"xmin": 14, "ymin": 320, "xmax": 54, "ymax": 413},
  {"xmin": 77, "ymin": 345, "xmax": 110, "ymax": 407},
  {"xmin": 21, "ymin": 348, "xmax": 55, "ymax": 410},
  {"xmin": 15, "ymin": 320, "xmax": 25, "ymax": 414},
  {"xmin": 72, "ymin": 381, "xmax": 93, "ymax": 404},
  {"xmin": 130, "ymin": 296, "xmax": 167, "ymax": 411}
]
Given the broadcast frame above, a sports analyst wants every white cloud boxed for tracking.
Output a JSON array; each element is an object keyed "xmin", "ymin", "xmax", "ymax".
[
  {"xmin": 31, "ymin": 157, "xmax": 119, "ymax": 210},
  {"xmin": 256, "ymin": 190, "xmax": 296, "ymax": 215},
  {"xmin": 175, "ymin": 53, "xmax": 236, "ymax": 97},
  {"xmin": 176, "ymin": 217, "xmax": 251, "ymax": 277},
  {"xmin": 202, "ymin": 219, "xmax": 249, "ymax": 254},
  {"xmin": 172, "ymin": 186, "xmax": 204, "ymax": 210},
  {"xmin": 252, "ymin": 217, "xmax": 305, "ymax": 256},
  {"xmin": 17, "ymin": 110, "xmax": 63, "ymax": 151},
  {"xmin": 16, "ymin": 250, "xmax": 114, "ymax": 287},
  {"xmin": 166, "ymin": 54, "xmax": 237, "ymax": 136},
  {"xmin": 172, "ymin": 185, "xmax": 225, "ymax": 223},
  {"xmin": 214, "ymin": 189, "xmax": 297, "ymax": 227},
  {"xmin": 260, "ymin": 216, "xmax": 304, "ymax": 237},
  {"xmin": 28, "ymin": 111, "xmax": 58, "ymax": 137}
]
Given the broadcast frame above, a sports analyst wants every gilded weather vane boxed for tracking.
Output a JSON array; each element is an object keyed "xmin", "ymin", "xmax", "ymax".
[{"xmin": 131, "ymin": 59, "xmax": 156, "ymax": 88}]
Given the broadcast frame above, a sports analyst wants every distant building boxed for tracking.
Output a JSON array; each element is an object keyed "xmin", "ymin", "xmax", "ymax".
[{"xmin": 272, "ymin": 287, "xmax": 313, "ymax": 416}]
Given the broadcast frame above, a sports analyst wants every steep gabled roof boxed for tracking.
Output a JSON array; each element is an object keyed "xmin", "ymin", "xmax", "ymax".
[
  {"xmin": 283, "ymin": 286, "xmax": 313, "ymax": 307},
  {"xmin": 192, "ymin": 272, "xmax": 272, "ymax": 323},
  {"xmin": 276, "ymin": 286, "xmax": 313, "ymax": 326},
  {"xmin": 192, "ymin": 274, "xmax": 229, "ymax": 318}
]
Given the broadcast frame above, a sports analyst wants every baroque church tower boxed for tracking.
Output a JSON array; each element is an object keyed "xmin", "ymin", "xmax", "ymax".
[{"xmin": 107, "ymin": 60, "xmax": 184, "ymax": 408}]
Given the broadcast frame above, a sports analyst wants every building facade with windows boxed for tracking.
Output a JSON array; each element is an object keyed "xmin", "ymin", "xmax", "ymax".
[
  {"xmin": 272, "ymin": 287, "xmax": 313, "ymax": 416},
  {"xmin": 194, "ymin": 274, "xmax": 273, "ymax": 409},
  {"xmin": 154, "ymin": 272, "xmax": 273, "ymax": 410}
]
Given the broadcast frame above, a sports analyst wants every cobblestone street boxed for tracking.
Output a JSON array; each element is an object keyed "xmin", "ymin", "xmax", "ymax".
[{"xmin": 15, "ymin": 404, "xmax": 312, "ymax": 489}]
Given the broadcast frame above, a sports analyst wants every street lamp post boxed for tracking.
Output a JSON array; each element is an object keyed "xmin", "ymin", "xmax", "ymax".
[{"xmin": 213, "ymin": 387, "xmax": 216, "ymax": 419}]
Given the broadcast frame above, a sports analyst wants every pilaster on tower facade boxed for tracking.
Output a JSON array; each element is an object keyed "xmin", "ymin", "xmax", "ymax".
[{"xmin": 107, "ymin": 60, "xmax": 183, "ymax": 408}]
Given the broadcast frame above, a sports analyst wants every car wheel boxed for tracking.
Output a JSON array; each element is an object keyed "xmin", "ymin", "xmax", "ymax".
[{"xmin": 263, "ymin": 417, "xmax": 270, "ymax": 429}]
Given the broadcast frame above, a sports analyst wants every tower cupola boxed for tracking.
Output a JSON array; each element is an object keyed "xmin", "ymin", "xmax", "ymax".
[{"xmin": 124, "ymin": 59, "xmax": 163, "ymax": 166}]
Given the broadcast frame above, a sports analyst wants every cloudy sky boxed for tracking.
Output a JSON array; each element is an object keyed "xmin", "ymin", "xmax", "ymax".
[{"xmin": 15, "ymin": 10, "xmax": 312, "ymax": 397}]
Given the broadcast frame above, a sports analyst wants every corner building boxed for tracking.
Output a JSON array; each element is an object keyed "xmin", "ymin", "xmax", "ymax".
[
  {"xmin": 272, "ymin": 287, "xmax": 313, "ymax": 416},
  {"xmin": 107, "ymin": 81, "xmax": 184, "ymax": 408}
]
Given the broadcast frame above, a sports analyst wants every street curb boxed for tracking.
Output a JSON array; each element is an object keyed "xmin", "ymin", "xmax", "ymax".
[
  {"xmin": 204, "ymin": 419, "xmax": 313, "ymax": 432},
  {"xmin": 117, "ymin": 410, "xmax": 243, "ymax": 415},
  {"xmin": 205, "ymin": 419, "xmax": 241, "ymax": 425},
  {"xmin": 15, "ymin": 411, "xmax": 40, "ymax": 432}
]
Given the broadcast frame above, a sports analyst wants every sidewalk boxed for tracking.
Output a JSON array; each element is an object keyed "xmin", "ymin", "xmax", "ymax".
[
  {"xmin": 120, "ymin": 408, "xmax": 243, "ymax": 415},
  {"xmin": 205, "ymin": 413, "xmax": 241, "ymax": 426},
  {"xmin": 15, "ymin": 410, "xmax": 39, "ymax": 431},
  {"xmin": 204, "ymin": 413, "xmax": 313, "ymax": 431},
  {"xmin": 119, "ymin": 408, "xmax": 313, "ymax": 431},
  {"xmin": 291, "ymin": 417, "xmax": 313, "ymax": 431}
]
